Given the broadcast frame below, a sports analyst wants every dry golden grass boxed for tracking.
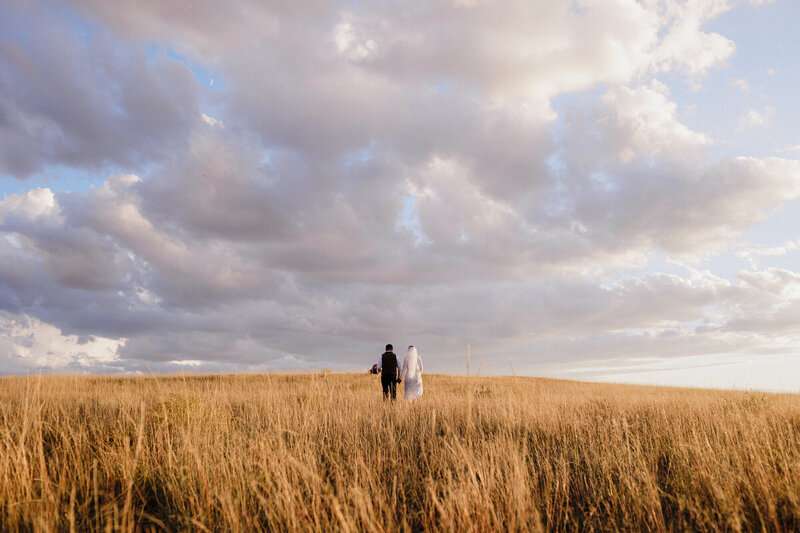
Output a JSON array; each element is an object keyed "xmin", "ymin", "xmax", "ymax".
[{"xmin": 1, "ymin": 372, "xmax": 800, "ymax": 531}]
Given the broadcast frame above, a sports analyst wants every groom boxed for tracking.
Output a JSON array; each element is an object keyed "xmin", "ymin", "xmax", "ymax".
[{"xmin": 377, "ymin": 344, "xmax": 400, "ymax": 400}]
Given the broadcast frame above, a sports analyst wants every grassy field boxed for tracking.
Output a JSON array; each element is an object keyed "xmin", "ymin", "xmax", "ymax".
[{"xmin": 1, "ymin": 372, "xmax": 800, "ymax": 532}]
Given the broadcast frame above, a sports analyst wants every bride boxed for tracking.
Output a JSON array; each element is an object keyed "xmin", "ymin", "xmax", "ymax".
[{"xmin": 399, "ymin": 345, "xmax": 424, "ymax": 402}]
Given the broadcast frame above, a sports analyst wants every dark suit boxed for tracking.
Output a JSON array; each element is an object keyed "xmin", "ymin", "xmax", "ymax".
[{"xmin": 379, "ymin": 350, "xmax": 399, "ymax": 400}]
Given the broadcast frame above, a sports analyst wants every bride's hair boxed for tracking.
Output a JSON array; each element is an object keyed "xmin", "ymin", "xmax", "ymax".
[{"xmin": 408, "ymin": 345, "xmax": 414, "ymax": 349}]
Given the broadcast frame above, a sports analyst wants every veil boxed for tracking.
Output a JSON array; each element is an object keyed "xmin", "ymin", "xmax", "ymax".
[{"xmin": 405, "ymin": 345, "xmax": 419, "ymax": 378}]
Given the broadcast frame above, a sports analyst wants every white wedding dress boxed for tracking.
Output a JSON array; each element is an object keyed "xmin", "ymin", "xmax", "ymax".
[{"xmin": 400, "ymin": 346, "xmax": 423, "ymax": 401}]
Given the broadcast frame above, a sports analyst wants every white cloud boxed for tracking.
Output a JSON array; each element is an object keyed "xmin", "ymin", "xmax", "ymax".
[
  {"xmin": 738, "ymin": 106, "xmax": 775, "ymax": 129},
  {"xmin": 0, "ymin": 312, "xmax": 125, "ymax": 372},
  {"xmin": 781, "ymin": 142, "xmax": 800, "ymax": 153},
  {"xmin": 333, "ymin": 22, "xmax": 378, "ymax": 62},
  {"xmin": 201, "ymin": 113, "xmax": 223, "ymax": 127},
  {"xmin": 0, "ymin": 188, "xmax": 58, "ymax": 223},
  {"xmin": 730, "ymin": 77, "xmax": 750, "ymax": 95},
  {"xmin": 737, "ymin": 240, "xmax": 800, "ymax": 269},
  {"xmin": 649, "ymin": 0, "xmax": 736, "ymax": 75},
  {"xmin": 168, "ymin": 359, "xmax": 205, "ymax": 366},
  {"xmin": 599, "ymin": 80, "xmax": 711, "ymax": 162}
]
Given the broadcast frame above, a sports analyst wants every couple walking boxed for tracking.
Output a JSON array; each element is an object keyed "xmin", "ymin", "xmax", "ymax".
[{"xmin": 377, "ymin": 344, "xmax": 423, "ymax": 402}]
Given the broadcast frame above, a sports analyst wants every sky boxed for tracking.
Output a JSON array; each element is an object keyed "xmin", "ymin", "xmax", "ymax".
[{"xmin": 1, "ymin": 0, "xmax": 799, "ymax": 391}]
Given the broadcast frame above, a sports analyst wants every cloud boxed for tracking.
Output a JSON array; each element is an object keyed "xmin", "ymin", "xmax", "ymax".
[
  {"xmin": 0, "ymin": 312, "xmax": 125, "ymax": 373},
  {"xmin": 0, "ymin": 2, "xmax": 199, "ymax": 179},
  {"xmin": 598, "ymin": 80, "xmax": 711, "ymax": 162},
  {"xmin": 0, "ymin": 0, "xmax": 799, "ymax": 380},
  {"xmin": 782, "ymin": 143, "xmax": 800, "ymax": 153},
  {"xmin": 648, "ymin": 0, "xmax": 736, "ymax": 75},
  {"xmin": 200, "ymin": 113, "xmax": 223, "ymax": 128},
  {"xmin": 738, "ymin": 106, "xmax": 775, "ymax": 129},
  {"xmin": 730, "ymin": 77, "xmax": 750, "ymax": 95},
  {"xmin": 65, "ymin": 0, "xmax": 735, "ymax": 164},
  {"xmin": 546, "ymin": 86, "xmax": 800, "ymax": 258},
  {"xmin": 736, "ymin": 240, "xmax": 800, "ymax": 269}
]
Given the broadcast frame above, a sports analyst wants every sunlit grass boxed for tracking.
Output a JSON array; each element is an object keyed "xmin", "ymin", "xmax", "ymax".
[{"xmin": 1, "ymin": 372, "xmax": 800, "ymax": 531}]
